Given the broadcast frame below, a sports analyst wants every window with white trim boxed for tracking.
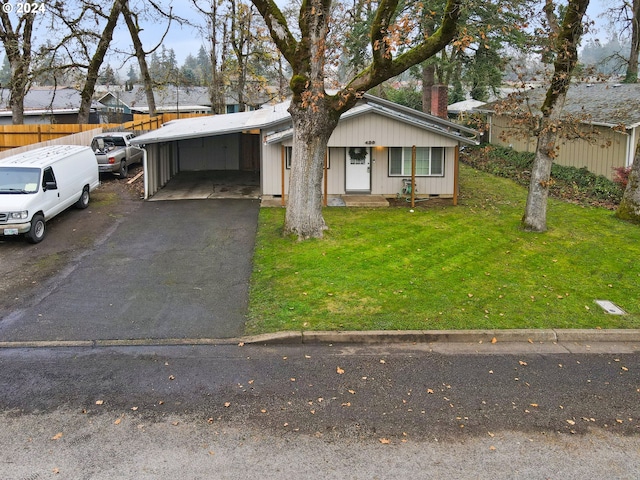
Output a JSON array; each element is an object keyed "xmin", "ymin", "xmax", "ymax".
[{"xmin": 388, "ymin": 147, "xmax": 444, "ymax": 176}]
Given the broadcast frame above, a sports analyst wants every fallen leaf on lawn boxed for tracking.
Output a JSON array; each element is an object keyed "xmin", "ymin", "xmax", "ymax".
[
  {"xmin": 379, "ymin": 438, "xmax": 391, "ymax": 444},
  {"xmin": 468, "ymin": 293, "xmax": 473, "ymax": 298},
  {"xmin": 336, "ymin": 367, "xmax": 345, "ymax": 375},
  {"xmin": 51, "ymin": 432, "xmax": 63, "ymax": 440}
]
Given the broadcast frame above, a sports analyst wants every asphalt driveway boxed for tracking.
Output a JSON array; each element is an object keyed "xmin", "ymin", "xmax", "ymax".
[{"xmin": 0, "ymin": 198, "xmax": 260, "ymax": 342}]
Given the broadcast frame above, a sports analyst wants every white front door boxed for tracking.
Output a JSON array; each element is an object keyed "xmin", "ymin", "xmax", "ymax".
[{"xmin": 345, "ymin": 147, "xmax": 370, "ymax": 191}]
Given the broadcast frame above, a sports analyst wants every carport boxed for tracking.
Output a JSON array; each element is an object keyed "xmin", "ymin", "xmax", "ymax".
[{"xmin": 131, "ymin": 104, "xmax": 291, "ymax": 199}]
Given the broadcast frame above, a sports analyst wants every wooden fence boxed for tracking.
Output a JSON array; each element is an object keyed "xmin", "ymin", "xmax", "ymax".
[{"xmin": 0, "ymin": 112, "xmax": 208, "ymax": 152}]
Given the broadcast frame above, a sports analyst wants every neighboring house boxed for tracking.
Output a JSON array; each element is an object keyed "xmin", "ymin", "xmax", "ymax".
[
  {"xmin": 131, "ymin": 93, "xmax": 479, "ymax": 202},
  {"xmin": 0, "ymin": 86, "xmax": 100, "ymax": 125},
  {"xmin": 96, "ymin": 85, "xmax": 278, "ymax": 120},
  {"xmin": 477, "ymin": 82, "xmax": 640, "ymax": 180}
]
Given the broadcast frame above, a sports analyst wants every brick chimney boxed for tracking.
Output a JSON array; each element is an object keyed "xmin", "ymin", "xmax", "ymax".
[{"xmin": 430, "ymin": 84, "xmax": 448, "ymax": 119}]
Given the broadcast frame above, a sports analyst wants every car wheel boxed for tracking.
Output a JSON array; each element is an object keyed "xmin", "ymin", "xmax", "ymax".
[
  {"xmin": 25, "ymin": 214, "xmax": 46, "ymax": 244},
  {"xmin": 118, "ymin": 161, "xmax": 128, "ymax": 179},
  {"xmin": 75, "ymin": 186, "xmax": 90, "ymax": 209}
]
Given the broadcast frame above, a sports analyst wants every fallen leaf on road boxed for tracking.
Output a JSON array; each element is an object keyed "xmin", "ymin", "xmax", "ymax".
[
  {"xmin": 427, "ymin": 389, "xmax": 434, "ymax": 394},
  {"xmin": 224, "ymin": 402, "xmax": 231, "ymax": 408},
  {"xmin": 379, "ymin": 438, "xmax": 391, "ymax": 444},
  {"xmin": 566, "ymin": 419, "xmax": 576, "ymax": 426},
  {"xmin": 114, "ymin": 418, "xmax": 122, "ymax": 425},
  {"xmin": 491, "ymin": 337, "xmax": 498, "ymax": 344},
  {"xmin": 51, "ymin": 432, "xmax": 63, "ymax": 441},
  {"xmin": 336, "ymin": 367, "xmax": 345, "ymax": 374},
  {"xmin": 95, "ymin": 400, "xmax": 104, "ymax": 405}
]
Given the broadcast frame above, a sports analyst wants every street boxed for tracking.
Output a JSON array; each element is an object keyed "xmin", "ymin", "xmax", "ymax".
[{"xmin": 1, "ymin": 341, "xmax": 639, "ymax": 479}]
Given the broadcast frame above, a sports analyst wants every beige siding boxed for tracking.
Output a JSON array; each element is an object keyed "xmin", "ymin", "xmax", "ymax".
[
  {"xmin": 490, "ymin": 114, "xmax": 628, "ymax": 180},
  {"xmin": 329, "ymin": 112, "xmax": 459, "ymax": 147},
  {"xmin": 261, "ymin": 110, "xmax": 461, "ymax": 197}
]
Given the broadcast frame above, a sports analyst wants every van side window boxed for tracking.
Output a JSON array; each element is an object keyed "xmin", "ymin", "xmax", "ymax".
[{"xmin": 42, "ymin": 167, "xmax": 57, "ymax": 188}]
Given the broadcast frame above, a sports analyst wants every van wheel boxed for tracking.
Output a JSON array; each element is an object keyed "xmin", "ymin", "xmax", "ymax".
[
  {"xmin": 25, "ymin": 214, "xmax": 46, "ymax": 244},
  {"xmin": 118, "ymin": 161, "xmax": 128, "ymax": 179},
  {"xmin": 75, "ymin": 186, "xmax": 90, "ymax": 209}
]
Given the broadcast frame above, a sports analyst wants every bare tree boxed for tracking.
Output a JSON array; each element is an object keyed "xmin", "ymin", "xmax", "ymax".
[
  {"xmin": 77, "ymin": 0, "xmax": 123, "ymax": 124},
  {"xmin": 251, "ymin": 0, "xmax": 462, "ymax": 239},
  {"xmin": 0, "ymin": 3, "xmax": 35, "ymax": 124},
  {"xmin": 522, "ymin": 0, "xmax": 590, "ymax": 232}
]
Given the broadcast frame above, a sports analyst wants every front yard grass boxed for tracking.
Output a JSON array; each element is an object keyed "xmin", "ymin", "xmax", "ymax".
[{"xmin": 246, "ymin": 165, "xmax": 640, "ymax": 334}]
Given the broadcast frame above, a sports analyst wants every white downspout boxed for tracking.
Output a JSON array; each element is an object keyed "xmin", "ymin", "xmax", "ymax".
[
  {"xmin": 628, "ymin": 127, "xmax": 638, "ymax": 168},
  {"xmin": 142, "ymin": 147, "xmax": 148, "ymax": 199}
]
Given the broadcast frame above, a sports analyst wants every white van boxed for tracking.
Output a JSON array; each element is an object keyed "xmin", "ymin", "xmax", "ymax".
[{"xmin": 0, "ymin": 145, "xmax": 100, "ymax": 244}]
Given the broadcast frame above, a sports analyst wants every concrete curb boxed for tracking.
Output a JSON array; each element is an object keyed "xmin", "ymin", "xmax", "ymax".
[{"xmin": 1, "ymin": 329, "xmax": 639, "ymax": 349}]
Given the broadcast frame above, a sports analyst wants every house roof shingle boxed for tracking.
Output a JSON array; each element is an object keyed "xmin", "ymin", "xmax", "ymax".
[{"xmin": 478, "ymin": 82, "xmax": 640, "ymax": 129}]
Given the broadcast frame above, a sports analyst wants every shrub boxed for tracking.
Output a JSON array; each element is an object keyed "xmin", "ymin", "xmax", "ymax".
[{"xmin": 613, "ymin": 166, "xmax": 632, "ymax": 189}]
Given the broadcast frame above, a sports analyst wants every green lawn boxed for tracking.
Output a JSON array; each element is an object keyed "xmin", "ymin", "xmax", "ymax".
[{"xmin": 246, "ymin": 165, "xmax": 640, "ymax": 334}]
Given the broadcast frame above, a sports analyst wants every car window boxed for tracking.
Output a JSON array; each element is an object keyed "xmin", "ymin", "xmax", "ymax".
[{"xmin": 43, "ymin": 166, "xmax": 56, "ymax": 187}]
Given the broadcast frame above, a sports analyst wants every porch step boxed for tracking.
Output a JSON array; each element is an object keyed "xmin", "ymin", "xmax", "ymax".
[{"xmin": 342, "ymin": 195, "xmax": 389, "ymax": 207}]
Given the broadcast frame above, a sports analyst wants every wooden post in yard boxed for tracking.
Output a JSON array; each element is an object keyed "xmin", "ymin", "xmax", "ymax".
[
  {"xmin": 281, "ymin": 145, "xmax": 286, "ymax": 206},
  {"xmin": 323, "ymin": 150, "xmax": 328, "ymax": 207},
  {"xmin": 411, "ymin": 145, "xmax": 416, "ymax": 208},
  {"xmin": 453, "ymin": 145, "xmax": 459, "ymax": 206}
]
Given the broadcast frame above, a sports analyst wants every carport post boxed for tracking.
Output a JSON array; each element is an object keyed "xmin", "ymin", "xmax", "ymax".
[
  {"xmin": 281, "ymin": 145, "xmax": 286, "ymax": 206},
  {"xmin": 323, "ymin": 151, "xmax": 328, "ymax": 207}
]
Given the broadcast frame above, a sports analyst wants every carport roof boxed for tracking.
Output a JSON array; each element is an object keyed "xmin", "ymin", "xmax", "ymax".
[{"xmin": 131, "ymin": 101, "xmax": 291, "ymax": 145}]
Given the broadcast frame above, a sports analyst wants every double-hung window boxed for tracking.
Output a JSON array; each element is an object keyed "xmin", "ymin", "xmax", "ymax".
[{"xmin": 388, "ymin": 147, "xmax": 444, "ymax": 176}]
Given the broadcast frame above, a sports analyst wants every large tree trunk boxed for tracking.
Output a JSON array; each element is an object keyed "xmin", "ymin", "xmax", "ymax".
[
  {"xmin": 78, "ymin": 0, "xmax": 123, "ymax": 124},
  {"xmin": 122, "ymin": 2, "xmax": 157, "ymax": 117},
  {"xmin": 616, "ymin": 154, "xmax": 640, "ymax": 223},
  {"xmin": 522, "ymin": 128, "xmax": 556, "ymax": 231},
  {"xmin": 285, "ymin": 100, "xmax": 341, "ymax": 238},
  {"xmin": 521, "ymin": 0, "xmax": 589, "ymax": 232}
]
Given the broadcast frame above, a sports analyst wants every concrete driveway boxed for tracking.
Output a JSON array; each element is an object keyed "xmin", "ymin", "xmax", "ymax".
[{"xmin": 0, "ymin": 198, "xmax": 260, "ymax": 342}]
